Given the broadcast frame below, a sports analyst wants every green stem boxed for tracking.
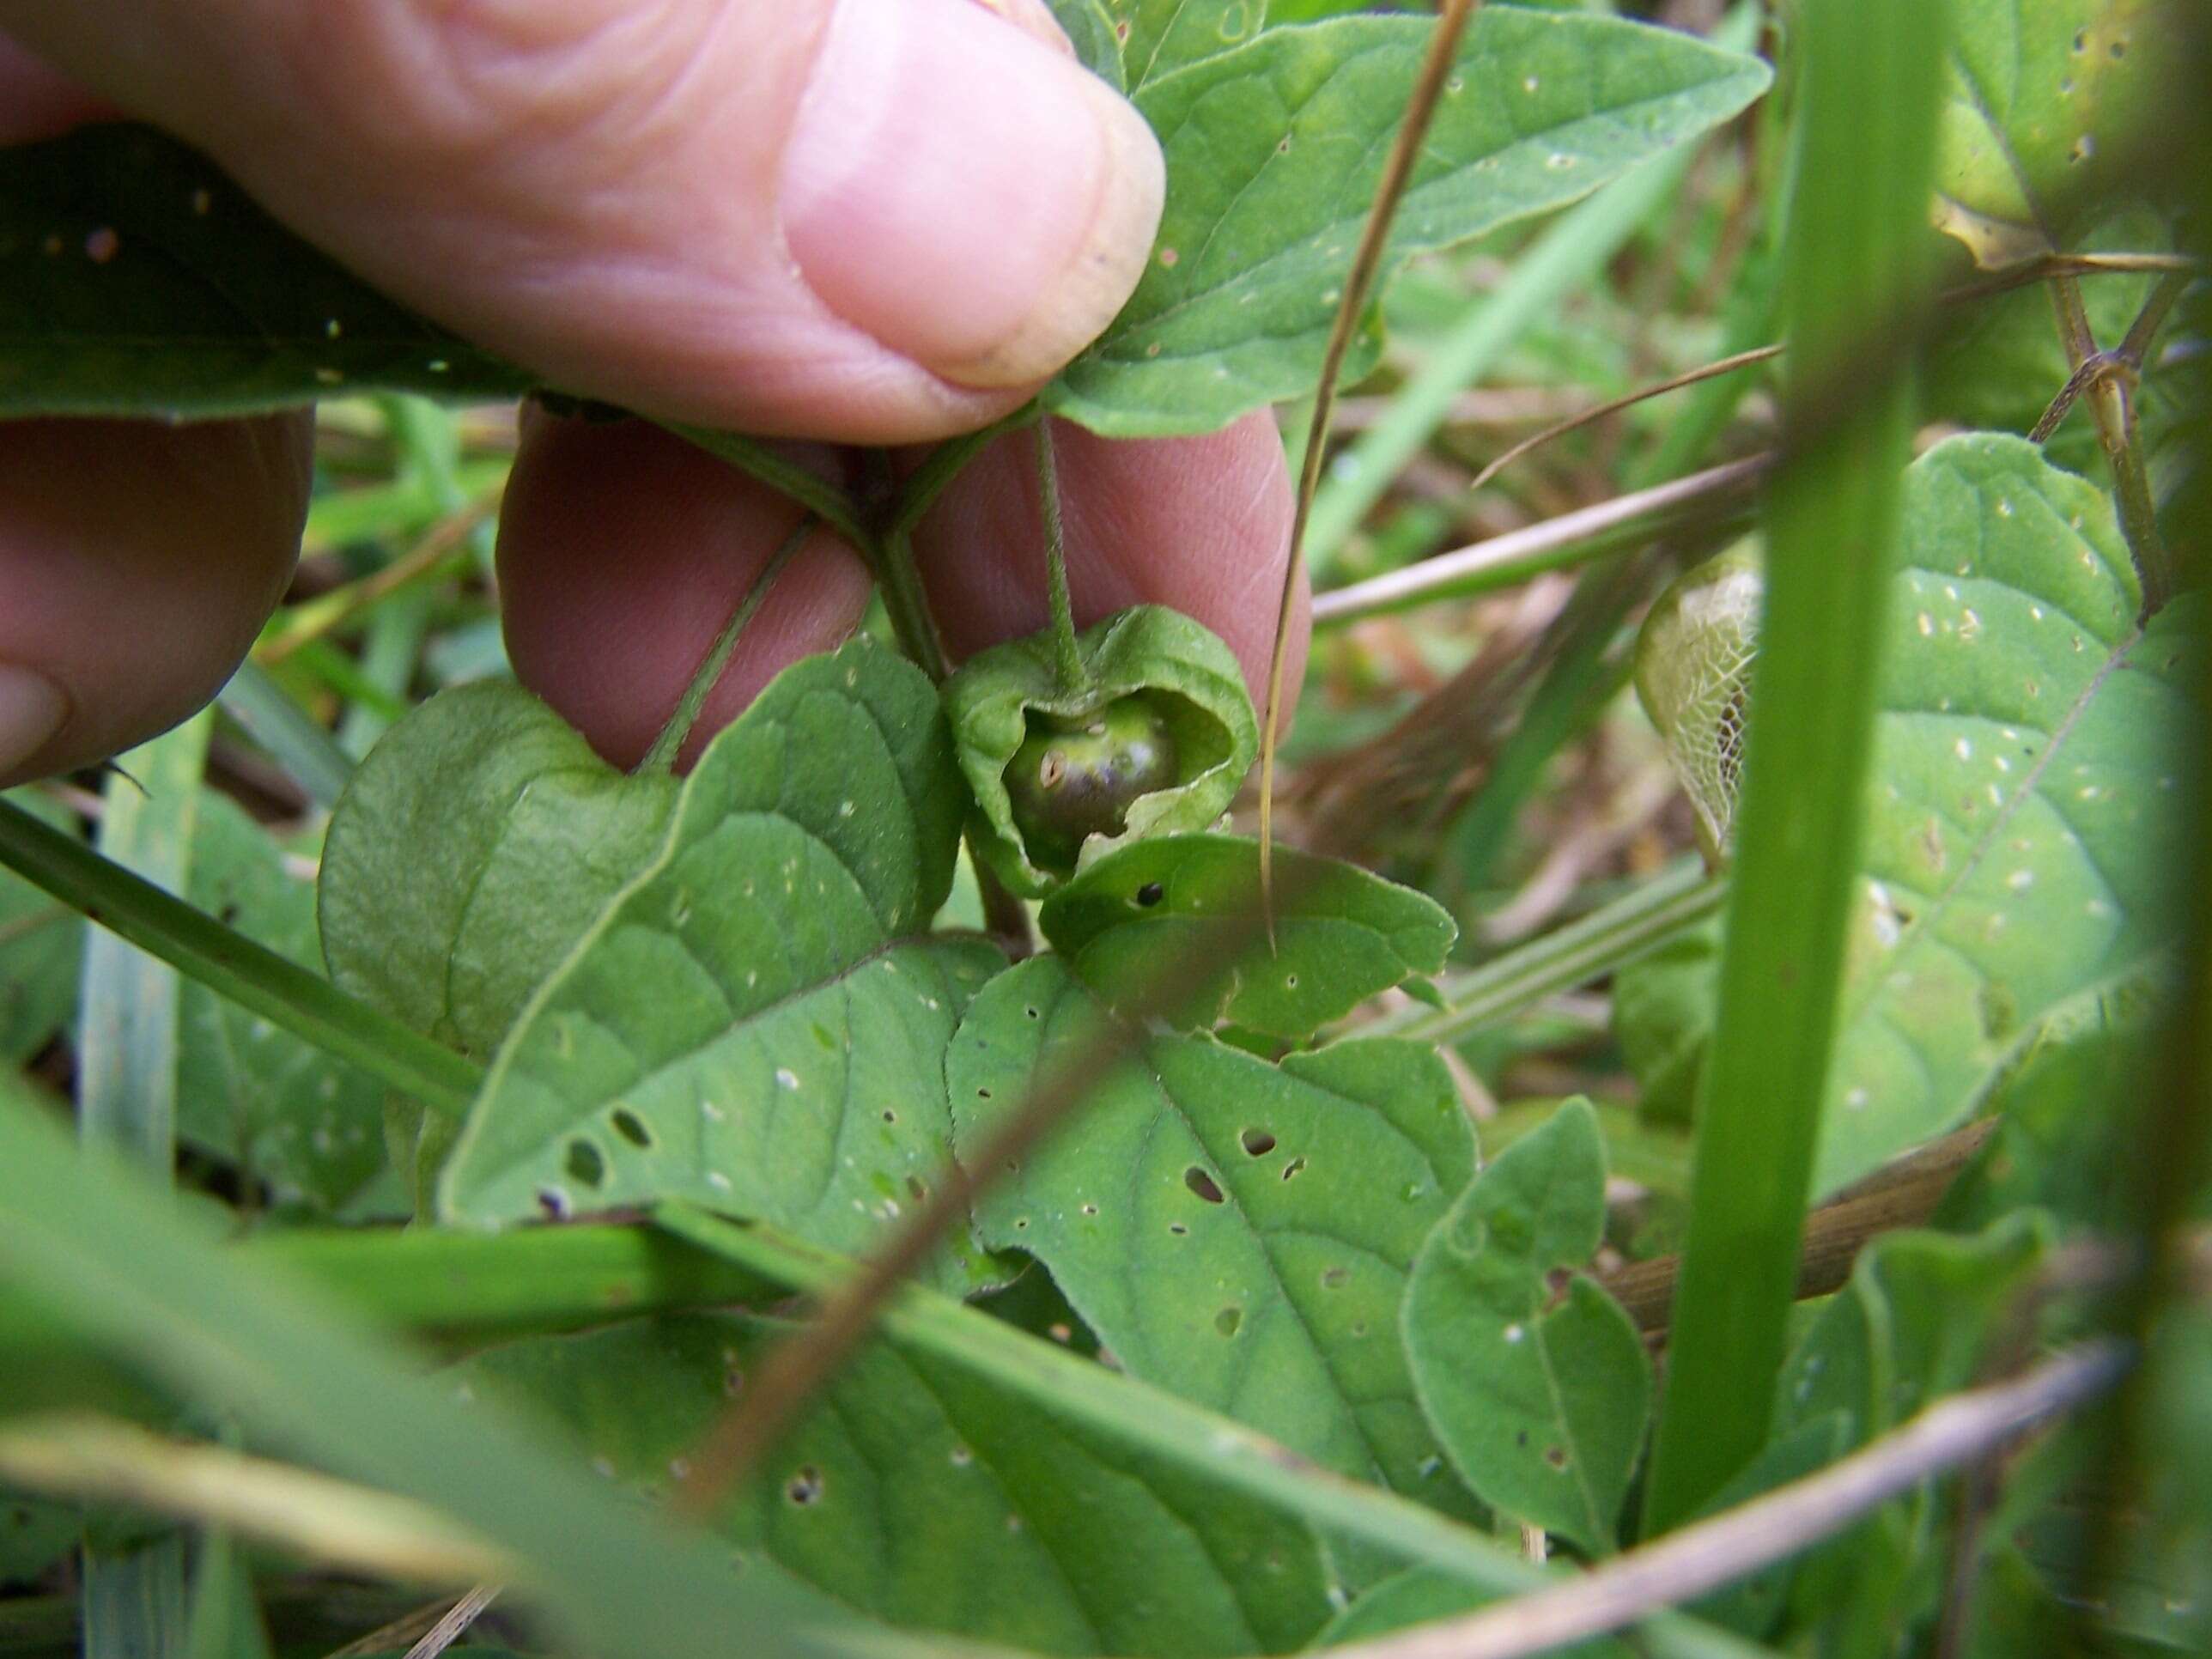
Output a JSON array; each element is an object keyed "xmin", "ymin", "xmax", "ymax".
[
  {"xmin": 0, "ymin": 1224, "xmax": 775, "ymax": 1359},
  {"xmin": 660, "ymin": 423, "xmax": 869, "ymax": 549},
  {"xmin": 1310, "ymin": 456, "xmax": 1768, "ymax": 628},
  {"xmin": 638, "ymin": 518, "xmax": 812, "ymax": 776},
  {"xmin": 1642, "ymin": 0, "xmax": 1946, "ymax": 1534},
  {"xmin": 1368, "ymin": 861, "xmax": 1725, "ymax": 1047},
  {"xmin": 2046, "ymin": 276, "xmax": 2172, "ymax": 612},
  {"xmin": 886, "ymin": 404, "xmax": 1041, "ymax": 543},
  {"xmin": 1032, "ymin": 422, "xmax": 1090, "ymax": 696},
  {"xmin": 0, "ymin": 798, "xmax": 479, "ymax": 1121},
  {"xmin": 875, "ymin": 525, "xmax": 951, "ymax": 683}
]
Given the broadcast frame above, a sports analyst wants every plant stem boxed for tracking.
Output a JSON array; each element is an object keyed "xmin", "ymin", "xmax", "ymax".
[
  {"xmin": 872, "ymin": 525, "xmax": 951, "ymax": 683},
  {"xmin": 0, "ymin": 1223, "xmax": 776, "ymax": 1361},
  {"xmin": 0, "ymin": 798, "xmax": 479, "ymax": 1121},
  {"xmin": 1310, "ymin": 457, "xmax": 1768, "ymax": 627},
  {"xmin": 1032, "ymin": 422, "xmax": 1090, "ymax": 696},
  {"xmin": 1365, "ymin": 860, "xmax": 1725, "ymax": 1046},
  {"xmin": 638, "ymin": 517, "xmax": 812, "ymax": 776},
  {"xmin": 660, "ymin": 423, "xmax": 868, "ymax": 549},
  {"xmin": 1261, "ymin": 0, "xmax": 1481, "ymax": 920},
  {"xmin": 2045, "ymin": 275, "xmax": 2172, "ymax": 611},
  {"xmin": 1304, "ymin": 137, "xmax": 1716, "ymax": 580},
  {"xmin": 1642, "ymin": 0, "xmax": 1946, "ymax": 1534},
  {"xmin": 886, "ymin": 404, "xmax": 1041, "ymax": 543}
]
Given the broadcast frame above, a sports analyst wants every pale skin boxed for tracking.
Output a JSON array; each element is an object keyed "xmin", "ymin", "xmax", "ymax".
[{"xmin": 0, "ymin": 0, "xmax": 1310, "ymax": 786}]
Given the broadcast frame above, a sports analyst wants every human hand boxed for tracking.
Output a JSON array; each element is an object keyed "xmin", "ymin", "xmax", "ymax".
[{"xmin": 0, "ymin": 0, "xmax": 1307, "ymax": 785}]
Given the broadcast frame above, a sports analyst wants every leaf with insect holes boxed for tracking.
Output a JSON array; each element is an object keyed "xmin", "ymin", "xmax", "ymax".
[
  {"xmin": 1046, "ymin": 9, "xmax": 1771, "ymax": 436},
  {"xmin": 449, "ymin": 1312, "xmax": 1335, "ymax": 1656},
  {"xmin": 1625, "ymin": 436, "xmax": 2197, "ymax": 1195},
  {"xmin": 177, "ymin": 794, "xmax": 406, "ymax": 1219},
  {"xmin": 1037, "ymin": 834, "xmax": 1455, "ymax": 1038},
  {"xmin": 437, "ymin": 642, "xmax": 1011, "ymax": 1293},
  {"xmin": 0, "ymin": 791, "xmax": 81, "ymax": 1066},
  {"xmin": 320, "ymin": 683, "xmax": 681, "ymax": 1062},
  {"xmin": 0, "ymin": 125, "xmax": 530, "ymax": 417},
  {"xmin": 1934, "ymin": 0, "xmax": 2176, "ymax": 264},
  {"xmin": 1403, "ymin": 1099, "xmax": 1650, "ymax": 1554},
  {"xmin": 948, "ymin": 956, "xmax": 1480, "ymax": 1534},
  {"xmin": 945, "ymin": 606, "xmax": 1257, "ymax": 897}
]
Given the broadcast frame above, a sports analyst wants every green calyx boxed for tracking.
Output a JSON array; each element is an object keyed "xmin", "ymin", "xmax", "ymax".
[
  {"xmin": 1632, "ymin": 541, "xmax": 1762, "ymax": 866},
  {"xmin": 944, "ymin": 605, "xmax": 1260, "ymax": 896}
]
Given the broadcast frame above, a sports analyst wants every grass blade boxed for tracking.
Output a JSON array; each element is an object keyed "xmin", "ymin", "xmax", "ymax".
[
  {"xmin": 217, "ymin": 661, "xmax": 353, "ymax": 811},
  {"xmin": 76, "ymin": 715, "xmax": 211, "ymax": 1659},
  {"xmin": 1640, "ymin": 0, "xmax": 1948, "ymax": 1532},
  {"xmin": 0, "ymin": 798, "xmax": 478, "ymax": 1119},
  {"xmin": 0, "ymin": 1078, "xmax": 915, "ymax": 1659}
]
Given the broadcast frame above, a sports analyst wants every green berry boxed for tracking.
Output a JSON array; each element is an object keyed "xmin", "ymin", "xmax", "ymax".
[{"xmin": 1003, "ymin": 699, "xmax": 1179, "ymax": 873}]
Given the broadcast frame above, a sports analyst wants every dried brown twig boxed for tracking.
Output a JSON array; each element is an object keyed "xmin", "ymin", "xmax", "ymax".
[
  {"xmin": 1259, "ymin": 0, "xmax": 1483, "ymax": 916},
  {"xmin": 1323, "ymin": 1343, "xmax": 2129, "ymax": 1659}
]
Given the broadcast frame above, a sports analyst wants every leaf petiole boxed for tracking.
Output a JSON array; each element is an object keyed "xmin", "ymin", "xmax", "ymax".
[
  {"xmin": 636, "ymin": 515, "xmax": 813, "ymax": 776},
  {"xmin": 1032, "ymin": 422, "xmax": 1091, "ymax": 697}
]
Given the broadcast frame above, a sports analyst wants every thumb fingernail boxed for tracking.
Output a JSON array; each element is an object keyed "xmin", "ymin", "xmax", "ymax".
[
  {"xmin": 781, "ymin": 0, "xmax": 1164, "ymax": 390},
  {"xmin": 0, "ymin": 664, "xmax": 70, "ymax": 784}
]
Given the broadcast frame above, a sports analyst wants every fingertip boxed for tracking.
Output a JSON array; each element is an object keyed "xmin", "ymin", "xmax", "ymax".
[
  {"xmin": 496, "ymin": 415, "xmax": 874, "ymax": 770},
  {"xmin": 0, "ymin": 413, "xmax": 309, "ymax": 785}
]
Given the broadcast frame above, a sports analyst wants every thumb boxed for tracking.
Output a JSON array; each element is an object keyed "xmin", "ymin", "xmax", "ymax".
[{"xmin": 0, "ymin": 0, "xmax": 1162, "ymax": 443}]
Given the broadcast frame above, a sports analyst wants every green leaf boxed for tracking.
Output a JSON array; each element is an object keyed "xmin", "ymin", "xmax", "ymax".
[
  {"xmin": 0, "ymin": 125, "xmax": 530, "ymax": 418},
  {"xmin": 1934, "ymin": 0, "xmax": 2172, "ymax": 264},
  {"xmin": 945, "ymin": 606, "xmax": 1257, "ymax": 896},
  {"xmin": 1777, "ymin": 1214, "xmax": 2051, "ymax": 1449},
  {"xmin": 1402, "ymin": 1099, "xmax": 1650, "ymax": 1553},
  {"xmin": 0, "ymin": 791, "xmax": 81, "ymax": 1065},
  {"xmin": 947, "ymin": 957, "xmax": 1479, "ymax": 1517},
  {"xmin": 0, "ymin": 1489, "xmax": 76, "ymax": 1586},
  {"xmin": 177, "ymin": 795, "xmax": 404, "ymax": 1220},
  {"xmin": 1047, "ymin": 9, "xmax": 1771, "ymax": 435},
  {"xmin": 1046, "ymin": 0, "xmax": 1127, "ymax": 91},
  {"xmin": 1037, "ymin": 834, "xmax": 1455, "ymax": 1039},
  {"xmin": 1109, "ymin": 0, "xmax": 1272, "ymax": 88},
  {"xmin": 1769, "ymin": 1216, "xmax": 2052, "ymax": 1649},
  {"xmin": 1819, "ymin": 434, "xmax": 2195, "ymax": 1190},
  {"xmin": 1609, "ymin": 911, "xmax": 1722, "ymax": 1128},
  {"xmin": 0, "ymin": 1073, "xmax": 885, "ymax": 1659},
  {"xmin": 319, "ymin": 682, "xmax": 680, "ymax": 1060},
  {"xmin": 1678, "ymin": 1418, "xmax": 1847, "ymax": 1640},
  {"xmin": 450, "ymin": 1312, "xmax": 1334, "ymax": 1656},
  {"xmin": 1620, "ymin": 437, "xmax": 2198, "ymax": 1195},
  {"xmin": 1310, "ymin": 1568, "xmax": 1630, "ymax": 1656},
  {"xmin": 440, "ymin": 643, "xmax": 1006, "ymax": 1291},
  {"xmin": 1935, "ymin": 1008, "xmax": 2165, "ymax": 1237}
]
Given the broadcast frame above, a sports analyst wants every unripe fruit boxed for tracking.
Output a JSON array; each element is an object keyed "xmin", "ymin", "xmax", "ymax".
[{"xmin": 1003, "ymin": 698, "xmax": 1180, "ymax": 873}]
